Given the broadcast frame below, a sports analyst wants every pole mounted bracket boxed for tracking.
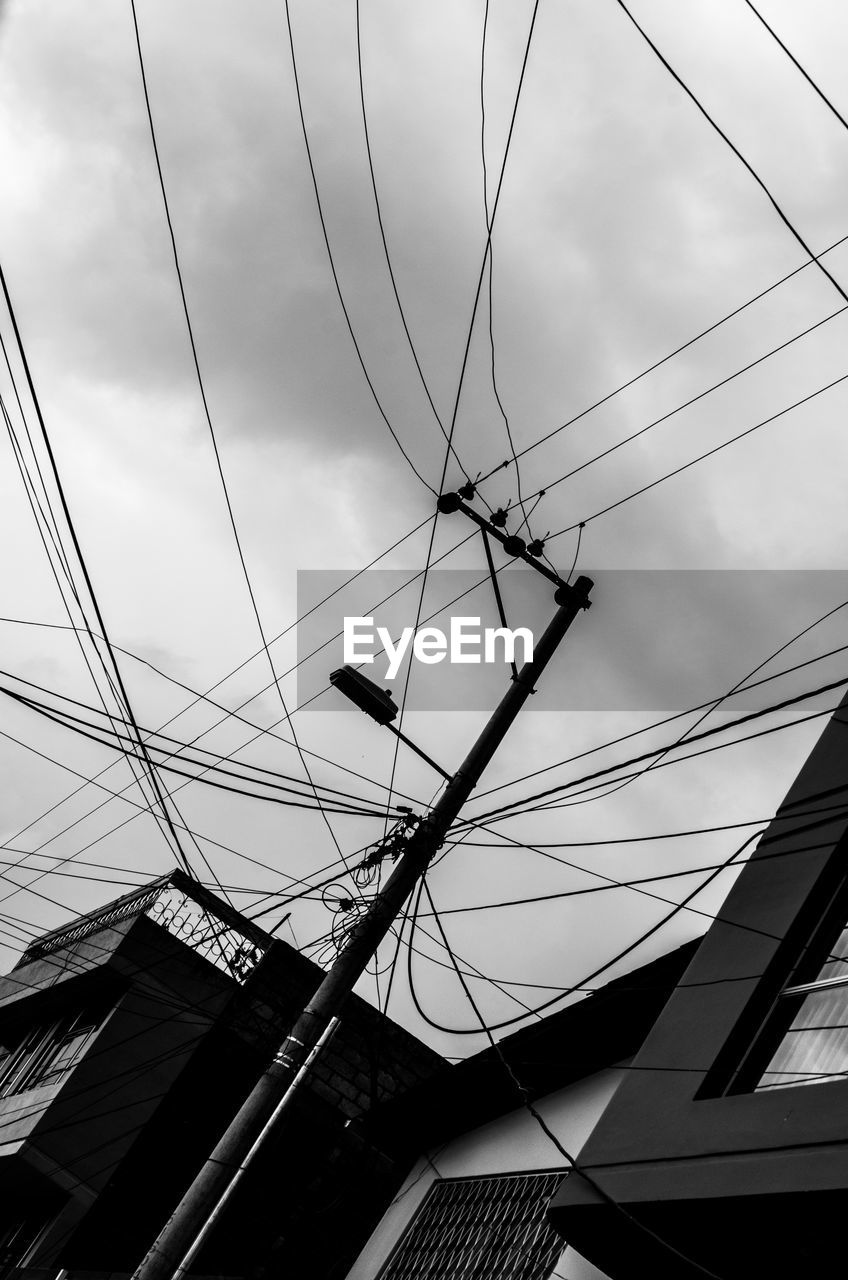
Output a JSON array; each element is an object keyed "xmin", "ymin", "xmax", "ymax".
[{"xmin": 437, "ymin": 491, "xmax": 584, "ymax": 599}]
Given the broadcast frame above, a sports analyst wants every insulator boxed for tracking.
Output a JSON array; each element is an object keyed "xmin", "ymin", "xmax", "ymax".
[
  {"xmin": 436, "ymin": 491, "xmax": 462, "ymax": 514},
  {"xmin": 458, "ymin": 480, "xmax": 476, "ymax": 500},
  {"xmin": 490, "ymin": 508, "xmax": 509, "ymax": 528},
  {"xmin": 503, "ymin": 535, "xmax": 527, "ymax": 556}
]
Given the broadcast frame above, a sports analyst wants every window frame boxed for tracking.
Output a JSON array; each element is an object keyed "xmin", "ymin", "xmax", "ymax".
[
  {"xmin": 0, "ymin": 1002, "xmax": 108, "ymax": 1098},
  {"xmin": 724, "ymin": 869, "xmax": 848, "ymax": 1095}
]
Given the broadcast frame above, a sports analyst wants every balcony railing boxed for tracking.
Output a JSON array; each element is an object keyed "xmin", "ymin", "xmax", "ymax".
[{"xmin": 16, "ymin": 869, "xmax": 272, "ymax": 984}]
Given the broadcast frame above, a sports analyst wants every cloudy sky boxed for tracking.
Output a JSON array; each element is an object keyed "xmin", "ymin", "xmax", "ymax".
[{"xmin": 0, "ymin": 0, "xmax": 847, "ymax": 1057}]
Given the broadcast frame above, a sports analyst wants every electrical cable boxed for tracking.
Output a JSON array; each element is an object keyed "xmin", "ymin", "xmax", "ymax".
[
  {"xmin": 354, "ymin": 0, "xmax": 475, "ymax": 491},
  {"xmin": 0, "ymin": 670, "xmax": 396, "ymax": 813},
  {"xmin": 465, "ymin": 674, "xmax": 848, "ymax": 826},
  {"xmin": 420, "ymin": 877, "xmax": 724, "ymax": 1278},
  {"xmin": 130, "ymin": 0, "xmax": 358, "ymax": 882},
  {"xmin": 743, "ymin": 0, "xmax": 848, "ymax": 134},
  {"xmin": 0, "ymin": 264, "xmax": 199, "ymax": 886},
  {"xmin": 280, "ymin": 0, "xmax": 435, "ymax": 492},
  {"xmin": 471, "ymin": 691, "xmax": 848, "ymax": 829},
  {"xmin": 2, "ymin": 690, "xmax": 393, "ymax": 817},
  {"xmin": 515, "ymin": 588, "xmax": 848, "ymax": 818},
  {"xmin": 547, "ymin": 369, "xmax": 848, "ymax": 540},
  {"xmin": 612, "ymin": 0, "xmax": 848, "ymax": 307},
  {"xmin": 473, "ymin": 628, "xmax": 848, "ymax": 807},
  {"xmin": 476, "ymin": 226, "xmax": 848, "ymax": 485},
  {"xmin": 481, "ymin": 0, "xmax": 531, "ymax": 537},
  {"xmin": 516, "ymin": 303, "xmax": 846, "ymax": 510},
  {"xmin": 0, "ymin": 724, "xmax": 380, "ymax": 915},
  {"xmin": 407, "ymin": 830, "xmax": 761, "ymax": 1035}
]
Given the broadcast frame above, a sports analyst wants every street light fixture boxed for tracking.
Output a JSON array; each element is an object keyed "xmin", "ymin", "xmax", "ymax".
[
  {"xmin": 329, "ymin": 666, "xmax": 399, "ymax": 725},
  {"xmin": 329, "ymin": 664, "xmax": 451, "ymax": 781}
]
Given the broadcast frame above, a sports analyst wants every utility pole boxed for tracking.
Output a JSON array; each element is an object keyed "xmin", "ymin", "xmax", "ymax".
[{"xmin": 133, "ymin": 573, "xmax": 593, "ymax": 1280}]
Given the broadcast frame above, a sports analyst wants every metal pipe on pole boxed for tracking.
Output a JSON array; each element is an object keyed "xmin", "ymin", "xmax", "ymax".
[{"xmin": 132, "ymin": 575, "xmax": 593, "ymax": 1280}]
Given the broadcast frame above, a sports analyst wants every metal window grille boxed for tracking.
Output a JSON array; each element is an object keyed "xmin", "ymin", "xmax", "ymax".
[{"xmin": 378, "ymin": 1171, "xmax": 565, "ymax": 1280}]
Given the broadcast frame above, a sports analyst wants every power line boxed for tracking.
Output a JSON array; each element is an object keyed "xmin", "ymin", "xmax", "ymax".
[
  {"xmin": 419, "ymin": 830, "xmax": 845, "ymax": 920},
  {"xmin": 0, "ymin": 262, "xmax": 197, "ymax": 882},
  {"xmin": 515, "ymin": 303, "xmax": 846, "ymax": 510},
  {"xmin": 467, "ymin": 681, "xmax": 848, "ymax": 827},
  {"xmin": 406, "ymin": 830, "xmax": 760, "ymax": 1036},
  {"xmin": 129, "ymin": 0, "xmax": 351, "ymax": 880},
  {"xmin": 0, "ymin": 724, "xmax": 373, "ymax": 913},
  {"xmin": 473, "ymin": 629, "xmax": 848, "ymax": 806},
  {"xmin": 419, "ymin": 877, "xmax": 723, "ymax": 1278},
  {"xmin": 280, "ymin": 0, "xmax": 435, "ymax": 492},
  {"xmin": 0, "ymin": 517, "xmax": 461, "ymax": 886},
  {"xmin": 0, "ymin": 668, "xmax": 397, "ymax": 813},
  {"xmin": 743, "ymin": 0, "xmax": 848, "ymax": 133},
  {"xmin": 0, "ymin": 517, "xmax": 435, "ymax": 809},
  {"xmin": 354, "ymin": 0, "xmax": 474, "ymax": 491},
  {"xmin": 547, "ymin": 368, "xmax": 848, "ymax": 539},
  {"xmin": 613, "ymin": 0, "xmax": 848, "ymax": 308},
  {"xmin": 476, "ymin": 225, "xmax": 848, "ymax": 485},
  {"xmin": 480, "ymin": 0, "xmax": 532, "ymax": 537},
  {"xmin": 3, "ymin": 689, "xmax": 394, "ymax": 817}
]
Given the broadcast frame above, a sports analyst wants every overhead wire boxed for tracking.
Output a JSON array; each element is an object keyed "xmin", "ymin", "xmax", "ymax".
[
  {"xmin": 354, "ymin": 0, "xmax": 476, "ymax": 494},
  {"xmin": 472, "ymin": 627, "xmax": 848, "ymax": 807},
  {"xmin": 419, "ymin": 877, "xmax": 724, "ymax": 1278},
  {"xmin": 546, "ymin": 369, "xmax": 848, "ymax": 540},
  {"xmin": 2, "ymin": 690, "xmax": 394, "ymax": 817},
  {"xmin": 129, "ymin": 0, "xmax": 352, "ymax": 879},
  {"xmin": 0, "ymin": 263, "xmax": 201, "ymax": 889},
  {"xmin": 0, "ymin": 723, "xmax": 380, "ymax": 918},
  {"xmin": 481, "ymin": 0, "xmax": 532, "ymax": 536},
  {"xmin": 0, "ymin": 518, "xmax": 468, "ymax": 904},
  {"xmin": 504, "ymin": 588, "xmax": 848, "ymax": 817},
  {"xmin": 0, "ymin": 669, "xmax": 397, "ymax": 814},
  {"xmin": 511, "ymin": 302, "xmax": 846, "ymax": 512},
  {"xmin": 406, "ymin": 828, "xmax": 761, "ymax": 1035},
  {"xmin": 0, "ymin": 517, "xmax": 436, "ymax": 815},
  {"xmin": 281, "ymin": 0, "xmax": 435, "ymax": 492},
  {"xmin": 742, "ymin": 0, "xmax": 848, "ymax": 134},
  {"xmin": 475, "ymin": 225, "xmax": 848, "ymax": 486},
  {"xmin": 466, "ymin": 680, "xmax": 848, "ymax": 827},
  {"xmin": 612, "ymin": 0, "xmax": 848, "ymax": 307}
]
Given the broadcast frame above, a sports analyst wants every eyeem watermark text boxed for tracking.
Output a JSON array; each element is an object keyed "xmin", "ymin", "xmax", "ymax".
[{"xmin": 343, "ymin": 616, "xmax": 534, "ymax": 679}]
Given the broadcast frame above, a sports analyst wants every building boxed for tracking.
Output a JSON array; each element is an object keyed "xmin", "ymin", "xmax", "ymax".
[
  {"xmin": 549, "ymin": 693, "xmax": 848, "ymax": 1278},
  {"xmin": 0, "ymin": 869, "xmax": 446, "ymax": 1277},
  {"xmin": 343, "ymin": 939, "xmax": 700, "ymax": 1280}
]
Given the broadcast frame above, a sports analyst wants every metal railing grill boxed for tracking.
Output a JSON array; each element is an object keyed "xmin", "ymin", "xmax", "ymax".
[{"xmin": 378, "ymin": 1171, "xmax": 564, "ymax": 1280}]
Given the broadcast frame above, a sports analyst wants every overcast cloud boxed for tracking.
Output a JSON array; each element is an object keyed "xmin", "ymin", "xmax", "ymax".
[{"xmin": 1, "ymin": 0, "xmax": 847, "ymax": 1055}]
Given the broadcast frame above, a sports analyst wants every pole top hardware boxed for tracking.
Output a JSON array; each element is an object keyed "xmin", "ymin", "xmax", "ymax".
[
  {"xmin": 436, "ymin": 492, "xmax": 581, "ymax": 598},
  {"xmin": 436, "ymin": 491, "xmax": 463, "ymax": 514},
  {"xmin": 555, "ymin": 575, "xmax": 593, "ymax": 609}
]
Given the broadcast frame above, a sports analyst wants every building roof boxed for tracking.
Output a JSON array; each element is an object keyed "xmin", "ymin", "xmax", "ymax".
[{"xmin": 366, "ymin": 937, "xmax": 701, "ymax": 1156}]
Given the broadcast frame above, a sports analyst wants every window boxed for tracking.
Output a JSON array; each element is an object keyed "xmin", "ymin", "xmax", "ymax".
[
  {"xmin": 756, "ymin": 915, "xmax": 848, "ymax": 1090},
  {"xmin": 378, "ymin": 1171, "xmax": 565, "ymax": 1280},
  {"xmin": 0, "ymin": 1003, "xmax": 107, "ymax": 1098},
  {"xmin": 0, "ymin": 1212, "xmax": 52, "ymax": 1277}
]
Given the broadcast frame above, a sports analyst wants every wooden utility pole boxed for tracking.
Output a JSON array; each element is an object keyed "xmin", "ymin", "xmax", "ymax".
[{"xmin": 133, "ymin": 575, "xmax": 593, "ymax": 1280}]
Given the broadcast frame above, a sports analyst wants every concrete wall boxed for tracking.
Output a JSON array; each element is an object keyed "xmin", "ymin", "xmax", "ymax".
[{"xmin": 344, "ymin": 1065, "xmax": 628, "ymax": 1280}]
